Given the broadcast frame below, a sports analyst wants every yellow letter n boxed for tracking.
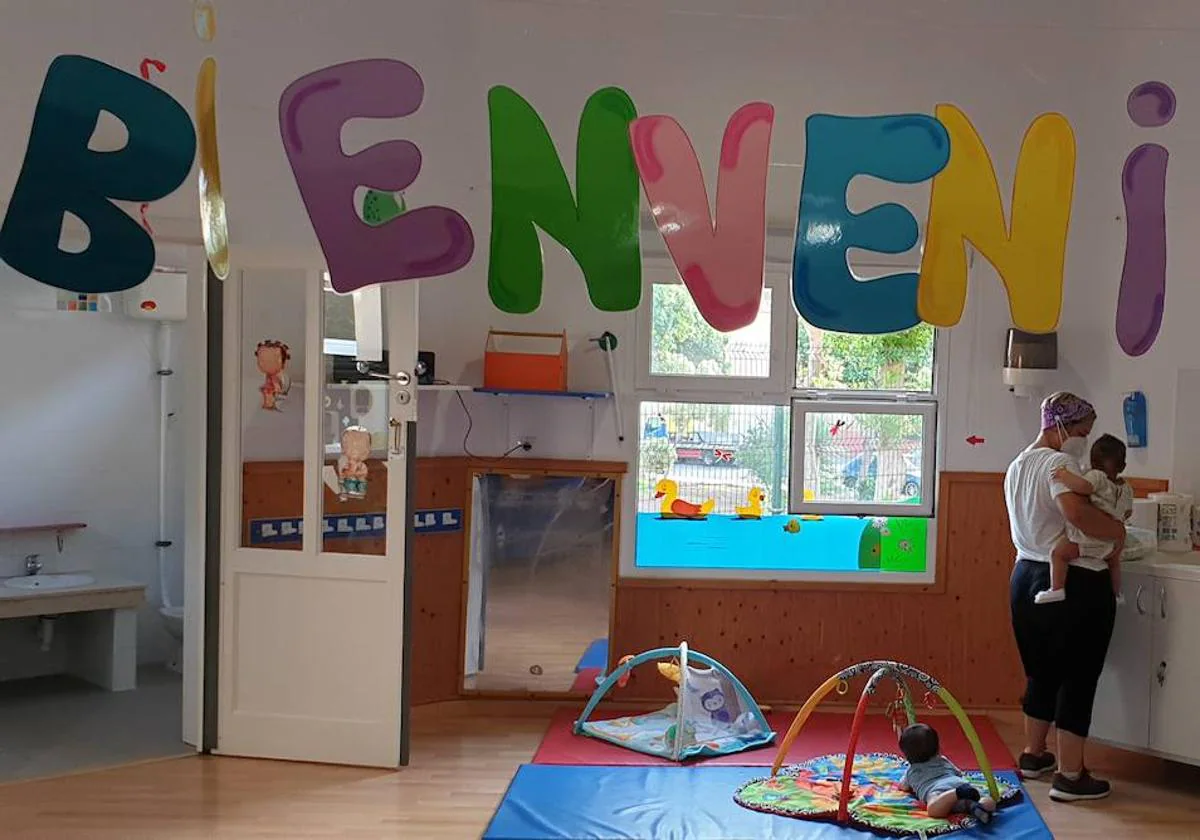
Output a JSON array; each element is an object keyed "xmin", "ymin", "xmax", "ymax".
[{"xmin": 917, "ymin": 104, "xmax": 1076, "ymax": 333}]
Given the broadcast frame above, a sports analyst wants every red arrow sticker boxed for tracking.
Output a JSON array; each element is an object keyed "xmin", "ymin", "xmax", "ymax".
[{"xmin": 966, "ymin": 435, "xmax": 986, "ymax": 446}]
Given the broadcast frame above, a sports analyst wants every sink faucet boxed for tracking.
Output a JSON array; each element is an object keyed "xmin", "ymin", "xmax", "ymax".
[{"xmin": 24, "ymin": 554, "xmax": 42, "ymax": 576}]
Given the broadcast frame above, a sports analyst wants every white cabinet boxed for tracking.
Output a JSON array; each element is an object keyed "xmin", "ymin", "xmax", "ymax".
[
  {"xmin": 1092, "ymin": 559, "xmax": 1200, "ymax": 766},
  {"xmin": 1091, "ymin": 569, "xmax": 1153, "ymax": 749},
  {"xmin": 1149, "ymin": 577, "xmax": 1200, "ymax": 760}
]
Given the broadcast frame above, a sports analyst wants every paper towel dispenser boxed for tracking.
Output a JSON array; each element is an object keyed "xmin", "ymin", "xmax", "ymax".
[{"xmin": 1003, "ymin": 329, "xmax": 1057, "ymax": 397}]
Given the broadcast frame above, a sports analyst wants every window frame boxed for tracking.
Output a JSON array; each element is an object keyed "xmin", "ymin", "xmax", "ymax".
[
  {"xmin": 628, "ymin": 256, "xmax": 945, "ymax": 583},
  {"xmin": 635, "ymin": 262, "xmax": 792, "ymax": 397},
  {"xmin": 787, "ymin": 397, "xmax": 938, "ymax": 518}
]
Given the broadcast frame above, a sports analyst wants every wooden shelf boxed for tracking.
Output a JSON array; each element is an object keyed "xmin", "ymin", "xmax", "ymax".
[
  {"xmin": 0, "ymin": 522, "xmax": 87, "ymax": 552},
  {"xmin": 474, "ymin": 388, "xmax": 612, "ymax": 400},
  {"xmin": 0, "ymin": 522, "xmax": 87, "ymax": 536},
  {"xmin": 419, "ymin": 383, "xmax": 474, "ymax": 392}
]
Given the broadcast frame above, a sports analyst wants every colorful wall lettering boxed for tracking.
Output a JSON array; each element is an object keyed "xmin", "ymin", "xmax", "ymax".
[
  {"xmin": 631, "ymin": 103, "xmax": 774, "ymax": 332},
  {"xmin": 487, "ymin": 85, "xmax": 641, "ymax": 314},
  {"xmin": 918, "ymin": 105, "xmax": 1076, "ymax": 334},
  {"xmin": 279, "ymin": 59, "xmax": 474, "ymax": 294},
  {"xmin": 0, "ymin": 49, "xmax": 1179, "ymax": 352},
  {"xmin": 0, "ymin": 56, "xmax": 195, "ymax": 294},
  {"xmin": 1116, "ymin": 81, "xmax": 1175, "ymax": 357},
  {"xmin": 792, "ymin": 114, "xmax": 950, "ymax": 334}
]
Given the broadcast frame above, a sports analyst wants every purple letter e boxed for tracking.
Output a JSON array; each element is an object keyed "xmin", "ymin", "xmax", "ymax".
[{"xmin": 279, "ymin": 59, "xmax": 473, "ymax": 292}]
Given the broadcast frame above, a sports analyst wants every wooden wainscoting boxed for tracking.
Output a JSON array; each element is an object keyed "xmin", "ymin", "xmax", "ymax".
[
  {"xmin": 241, "ymin": 457, "xmax": 627, "ymax": 706},
  {"xmin": 410, "ymin": 459, "xmax": 471, "ymax": 705},
  {"xmin": 609, "ymin": 472, "xmax": 1168, "ymax": 708},
  {"xmin": 242, "ymin": 466, "xmax": 1165, "ymax": 709}
]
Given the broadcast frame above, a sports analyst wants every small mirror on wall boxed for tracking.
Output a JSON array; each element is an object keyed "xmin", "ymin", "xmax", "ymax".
[{"xmin": 463, "ymin": 472, "xmax": 615, "ymax": 695}]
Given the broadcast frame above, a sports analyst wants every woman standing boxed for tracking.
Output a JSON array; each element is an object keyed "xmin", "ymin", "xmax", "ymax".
[{"xmin": 1004, "ymin": 392, "xmax": 1125, "ymax": 802}]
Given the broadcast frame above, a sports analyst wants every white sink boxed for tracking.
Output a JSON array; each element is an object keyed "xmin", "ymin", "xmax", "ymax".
[{"xmin": 4, "ymin": 573, "xmax": 95, "ymax": 591}]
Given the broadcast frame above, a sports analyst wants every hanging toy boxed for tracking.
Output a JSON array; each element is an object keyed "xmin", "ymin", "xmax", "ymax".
[
  {"xmin": 885, "ymin": 686, "xmax": 910, "ymax": 737},
  {"xmin": 657, "ymin": 659, "xmax": 682, "ymax": 685},
  {"xmin": 337, "ymin": 426, "xmax": 371, "ymax": 500}
]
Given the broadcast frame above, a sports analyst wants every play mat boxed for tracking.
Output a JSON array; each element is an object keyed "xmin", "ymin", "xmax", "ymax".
[
  {"xmin": 735, "ymin": 752, "xmax": 1022, "ymax": 836},
  {"xmin": 575, "ymin": 642, "xmax": 775, "ymax": 760},
  {"xmin": 580, "ymin": 703, "xmax": 773, "ymax": 760}
]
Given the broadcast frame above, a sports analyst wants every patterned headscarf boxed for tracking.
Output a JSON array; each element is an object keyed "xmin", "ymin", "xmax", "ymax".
[{"xmin": 1041, "ymin": 391, "xmax": 1095, "ymax": 431}]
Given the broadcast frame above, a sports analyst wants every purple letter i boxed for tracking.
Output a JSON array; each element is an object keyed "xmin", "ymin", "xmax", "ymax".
[{"xmin": 1116, "ymin": 81, "xmax": 1174, "ymax": 357}]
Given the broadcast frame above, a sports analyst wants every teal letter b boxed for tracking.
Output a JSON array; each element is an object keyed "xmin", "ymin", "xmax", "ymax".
[{"xmin": 0, "ymin": 56, "xmax": 196, "ymax": 293}]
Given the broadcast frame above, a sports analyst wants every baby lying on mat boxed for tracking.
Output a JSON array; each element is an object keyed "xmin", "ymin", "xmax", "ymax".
[{"xmin": 899, "ymin": 723, "xmax": 996, "ymax": 824}]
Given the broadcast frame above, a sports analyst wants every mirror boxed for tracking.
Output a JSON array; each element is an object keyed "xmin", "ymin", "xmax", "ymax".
[{"xmin": 463, "ymin": 472, "xmax": 615, "ymax": 694}]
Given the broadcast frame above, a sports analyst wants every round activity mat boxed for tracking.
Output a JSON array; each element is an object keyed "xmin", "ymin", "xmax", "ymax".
[{"xmin": 734, "ymin": 752, "xmax": 1022, "ymax": 836}]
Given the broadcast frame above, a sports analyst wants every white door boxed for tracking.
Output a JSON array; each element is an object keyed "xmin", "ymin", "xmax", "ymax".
[
  {"xmin": 1090, "ymin": 569, "xmax": 1152, "ymax": 749},
  {"xmin": 217, "ymin": 267, "xmax": 417, "ymax": 767},
  {"xmin": 1150, "ymin": 577, "xmax": 1200, "ymax": 760}
]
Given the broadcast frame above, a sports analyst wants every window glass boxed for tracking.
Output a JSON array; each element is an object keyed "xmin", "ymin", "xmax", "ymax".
[{"xmin": 649, "ymin": 284, "xmax": 772, "ymax": 379}]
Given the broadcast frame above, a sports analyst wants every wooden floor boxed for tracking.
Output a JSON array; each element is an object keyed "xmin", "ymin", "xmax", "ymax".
[{"xmin": 2, "ymin": 702, "xmax": 1199, "ymax": 838}]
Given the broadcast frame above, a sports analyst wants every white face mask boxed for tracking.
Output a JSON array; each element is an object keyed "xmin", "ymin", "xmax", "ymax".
[
  {"xmin": 1056, "ymin": 418, "xmax": 1088, "ymax": 462},
  {"xmin": 1062, "ymin": 436, "xmax": 1088, "ymax": 461}
]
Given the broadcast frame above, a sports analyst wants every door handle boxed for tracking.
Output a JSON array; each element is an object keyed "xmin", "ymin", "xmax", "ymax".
[
  {"xmin": 389, "ymin": 417, "xmax": 404, "ymax": 456},
  {"xmin": 1161, "ymin": 585, "xmax": 1167, "ymax": 620},
  {"xmin": 1157, "ymin": 661, "xmax": 1167, "ymax": 687},
  {"xmin": 1135, "ymin": 584, "xmax": 1146, "ymax": 615},
  {"xmin": 355, "ymin": 362, "xmax": 411, "ymax": 386}
]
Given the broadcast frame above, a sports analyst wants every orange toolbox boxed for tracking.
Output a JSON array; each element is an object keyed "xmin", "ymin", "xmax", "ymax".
[{"xmin": 483, "ymin": 330, "xmax": 568, "ymax": 392}]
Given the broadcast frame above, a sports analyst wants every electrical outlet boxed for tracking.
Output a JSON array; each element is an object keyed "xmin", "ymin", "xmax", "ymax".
[{"xmin": 518, "ymin": 436, "xmax": 536, "ymax": 451}]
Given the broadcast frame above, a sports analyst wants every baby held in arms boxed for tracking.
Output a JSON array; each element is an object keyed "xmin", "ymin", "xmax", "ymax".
[{"xmin": 1037, "ymin": 434, "xmax": 1133, "ymax": 605}]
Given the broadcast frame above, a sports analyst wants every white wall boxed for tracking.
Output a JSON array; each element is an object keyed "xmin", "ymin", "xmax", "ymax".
[
  {"xmin": 0, "ymin": 268, "xmax": 183, "ymax": 678},
  {"xmin": 407, "ymin": 0, "xmax": 1200, "ymax": 491},
  {"xmin": 0, "ymin": 1, "xmax": 1198, "ymax": 578}
]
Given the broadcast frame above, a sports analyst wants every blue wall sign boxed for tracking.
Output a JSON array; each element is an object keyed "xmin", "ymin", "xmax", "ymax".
[
  {"xmin": 413, "ymin": 508, "xmax": 463, "ymax": 534},
  {"xmin": 248, "ymin": 508, "xmax": 463, "ymax": 545}
]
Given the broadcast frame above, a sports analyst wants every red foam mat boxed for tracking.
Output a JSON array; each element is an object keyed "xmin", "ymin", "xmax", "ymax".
[
  {"xmin": 570, "ymin": 667, "xmax": 602, "ymax": 694},
  {"xmin": 532, "ymin": 708, "xmax": 1015, "ymax": 769}
]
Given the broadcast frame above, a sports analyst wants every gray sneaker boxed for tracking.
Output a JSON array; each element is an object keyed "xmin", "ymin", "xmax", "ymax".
[
  {"xmin": 1049, "ymin": 770, "xmax": 1111, "ymax": 802},
  {"xmin": 1018, "ymin": 751, "xmax": 1057, "ymax": 780}
]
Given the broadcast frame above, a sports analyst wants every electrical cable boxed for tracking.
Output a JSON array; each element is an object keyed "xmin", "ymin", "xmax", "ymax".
[
  {"xmin": 455, "ymin": 390, "xmax": 529, "ymax": 459},
  {"xmin": 455, "ymin": 390, "xmax": 479, "ymax": 458}
]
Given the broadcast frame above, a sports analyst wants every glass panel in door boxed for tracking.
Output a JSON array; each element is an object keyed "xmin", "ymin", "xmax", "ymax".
[
  {"xmin": 321, "ymin": 282, "xmax": 388, "ymax": 555},
  {"xmin": 240, "ymin": 272, "xmax": 305, "ymax": 550}
]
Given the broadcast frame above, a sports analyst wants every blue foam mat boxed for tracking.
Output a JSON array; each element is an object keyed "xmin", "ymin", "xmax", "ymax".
[
  {"xmin": 484, "ymin": 765, "xmax": 1052, "ymax": 840},
  {"xmin": 574, "ymin": 638, "xmax": 608, "ymax": 672}
]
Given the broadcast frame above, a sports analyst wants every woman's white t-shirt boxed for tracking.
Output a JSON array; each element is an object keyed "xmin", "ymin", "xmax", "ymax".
[{"xmin": 1003, "ymin": 445, "xmax": 1109, "ymax": 572}]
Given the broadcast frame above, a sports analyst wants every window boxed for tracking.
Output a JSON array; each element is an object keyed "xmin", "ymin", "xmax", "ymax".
[
  {"xmin": 638, "ymin": 400, "xmax": 791, "ymax": 514},
  {"xmin": 789, "ymin": 400, "xmax": 936, "ymax": 517},
  {"xmin": 633, "ymin": 265, "xmax": 938, "ymax": 578},
  {"xmin": 637, "ymin": 271, "xmax": 788, "ymax": 393},
  {"xmin": 797, "ymin": 322, "xmax": 935, "ymax": 393}
]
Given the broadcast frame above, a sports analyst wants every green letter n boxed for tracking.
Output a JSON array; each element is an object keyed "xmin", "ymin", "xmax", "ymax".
[{"xmin": 487, "ymin": 85, "xmax": 641, "ymax": 313}]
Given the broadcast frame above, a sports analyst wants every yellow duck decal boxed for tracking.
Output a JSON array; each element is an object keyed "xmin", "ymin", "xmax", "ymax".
[
  {"xmin": 654, "ymin": 479, "xmax": 715, "ymax": 520},
  {"xmin": 734, "ymin": 487, "xmax": 766, "ymax": 519}
]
